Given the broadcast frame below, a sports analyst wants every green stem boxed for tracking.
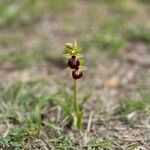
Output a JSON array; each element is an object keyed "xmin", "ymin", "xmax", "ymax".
[
  {"xmin": 74, "ymin": 80, "xmax": 79, "ymax": 114},
  {"xmin": 74, "ymin": 79, "xmax": 82, "ymax": 130}
]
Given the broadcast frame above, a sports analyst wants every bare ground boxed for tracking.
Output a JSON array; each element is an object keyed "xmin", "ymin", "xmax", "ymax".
[{"xmin": 0, "ymin": 0, "xmax": 150, "ymax": 149}]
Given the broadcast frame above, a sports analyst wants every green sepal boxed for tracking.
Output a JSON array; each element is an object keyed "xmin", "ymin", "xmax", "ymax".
[
  {"xmin": 63, "ymin": 54, "xmax": 72, "ymax": 58},
  {"xmin": 76, "ymin": 54, "xmax": 84, "ymax": 58},
  {"xmin": 79, "ymin": 66, "xmax": 87, "ymax": 71}
]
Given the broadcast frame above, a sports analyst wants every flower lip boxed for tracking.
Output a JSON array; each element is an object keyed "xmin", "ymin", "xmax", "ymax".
[{"xmin": 72, "ymin": 69, "xmax": 83, "ymax": 80}]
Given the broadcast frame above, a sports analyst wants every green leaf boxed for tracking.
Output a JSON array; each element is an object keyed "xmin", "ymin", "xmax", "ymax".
[{"xmin": 86, "ymin": 138, "xmax": 113, "ymax": 148}]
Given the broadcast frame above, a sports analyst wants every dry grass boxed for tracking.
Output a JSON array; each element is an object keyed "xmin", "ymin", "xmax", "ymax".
[{"xmin": 0, "ymin": 0, "xmax": 150, "ymax": 149}]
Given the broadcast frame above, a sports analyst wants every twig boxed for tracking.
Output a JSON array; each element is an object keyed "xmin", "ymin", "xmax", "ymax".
[{"xmin": 87, "ymin": 111, "xmax": 94, "ymax": 133}]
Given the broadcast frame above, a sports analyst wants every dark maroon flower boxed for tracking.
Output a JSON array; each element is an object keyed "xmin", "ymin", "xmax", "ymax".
[
  {"xmin": 72, "ymin": 70, "xmax": 83, "ymax": 80},
  {"xmin": 68, "ymin": 57, "xmax": 80, "ymax": 69}
]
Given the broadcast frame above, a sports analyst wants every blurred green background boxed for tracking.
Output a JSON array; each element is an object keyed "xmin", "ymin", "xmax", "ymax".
[
  {"xmin": 0, "ymin": 0, "xmax": 150, "ymax": 149},
  {"xmin": 0, "ymin": 0, "xmax": 149, "ymax": 70}
]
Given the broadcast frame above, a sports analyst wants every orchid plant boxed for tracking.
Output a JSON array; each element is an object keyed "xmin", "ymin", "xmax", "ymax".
[{"xmin": 63, "ymin": 40, "xmax": 87, "ymax": 130}]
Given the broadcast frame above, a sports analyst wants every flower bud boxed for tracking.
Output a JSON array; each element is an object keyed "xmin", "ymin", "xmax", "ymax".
[
  {"xmin": 65, "ymin": 43, "xmax": 73, "ymax": 49},
  {"xmin": 72, "ymin": 70, "xmax": 83, "ymax": 80}
]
